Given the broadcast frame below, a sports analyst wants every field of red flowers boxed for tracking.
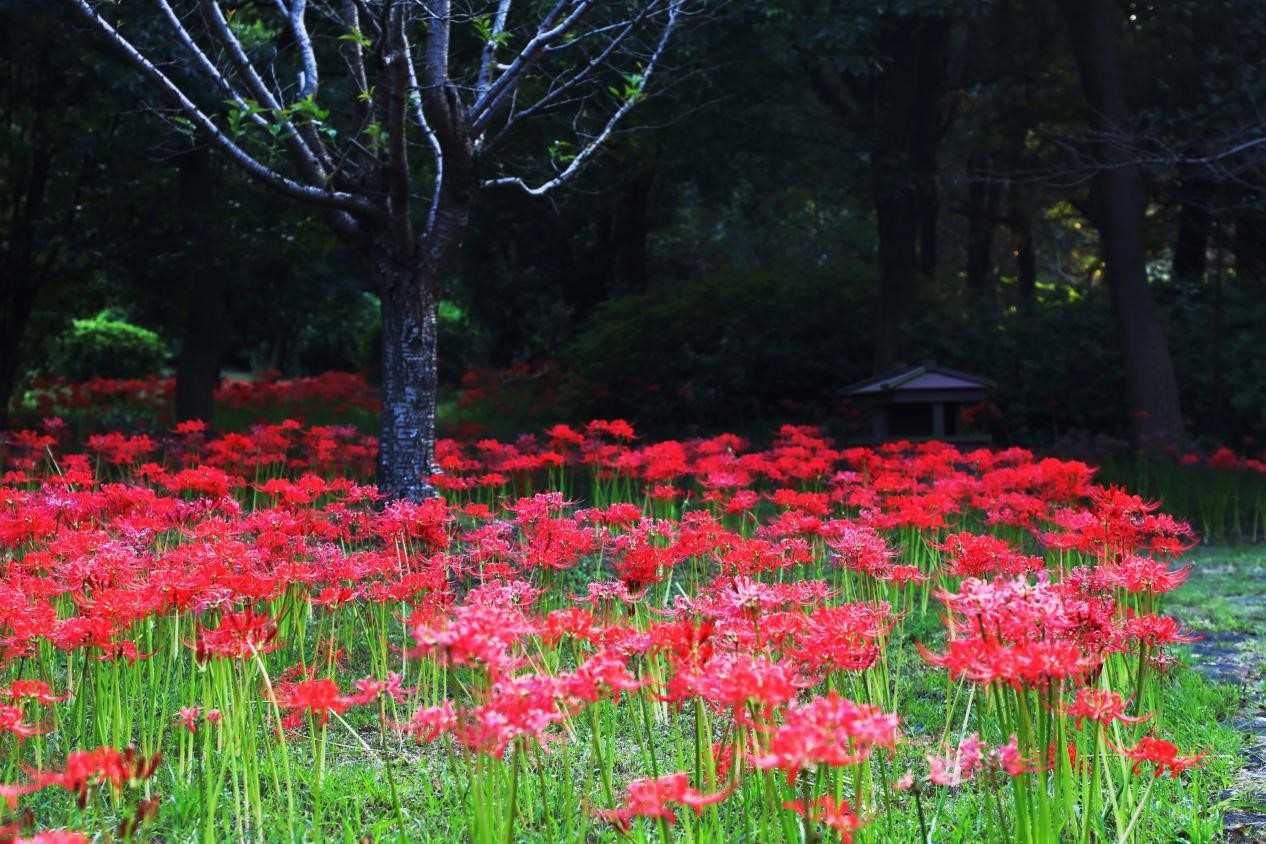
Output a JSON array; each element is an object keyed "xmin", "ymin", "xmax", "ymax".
[{"xmin": 0, "ymin": 410, "xmax": 1243, "ymax": 842}]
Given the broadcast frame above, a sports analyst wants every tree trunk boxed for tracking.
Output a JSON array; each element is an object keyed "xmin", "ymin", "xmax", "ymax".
[
  {"xmin": 1234, "ymin": 211, "xmax": 1266, "ymax": 284},
  {"xmin": 965, "ymin": 161, "xmax": 1000, "ymax": 308},
  {"xmin": 1172, "ymin": 182, "xmax": 1209, "ymax": 284},
  {"xmin": 174, "ymin": 141, "xmax": 224, "ymax": 424},
  {"xmin": 1061, "ymin": 0, "xmax": 1185, "ymax": 448},
  {"xmin": 375, "ymin": 259, "xmax": 441, "ymax": 502},
  {"xmin": 0, "ymin": 285, "xmax": 38, "ymax": 430},
  {"xmin": 1013, "ymin": 212, "xmax": 1037, "ymax": 307},
  {"xmin": 874, "ymin": 191, "xmax": 922, "ymax": 372},
  {"xmin": 870, "ymin": 15, "xmax": 950, "ymax": 373}
]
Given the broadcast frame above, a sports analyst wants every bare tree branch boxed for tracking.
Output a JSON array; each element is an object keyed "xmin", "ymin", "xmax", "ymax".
[{"xmin": 66, "ymin": 0, "xmax": 373, "ymax": 214}]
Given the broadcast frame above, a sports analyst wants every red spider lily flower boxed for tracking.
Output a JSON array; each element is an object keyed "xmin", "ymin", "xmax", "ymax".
[
  {"xmin": 993, "ymin": 735, "xmax": 1035, "ymax": 776},
  {"xmin": 1110, "ymin": 736, "xmax": 1207, "ymax": 778},
  {"xmin": 3, "ymin": 681, "xmax": 67, "ymax": 706},
  {"xmin": 595, "ymin": 772, "xmax": 732, "ymax": 831},
  {"xmin": 176, "ymin": 707, "xmax": 201, "ymax": 734},
  {"xmin": 0, "ymin": 707, "xmax": 45, "ymax": 742},
  {"xmin": 928, "ymin": 733, "xmax": 986, "ymax": 786},
  {"xmin": 753, "ymin": 692, "xmax": 899, "ymax": 784},
  {"xmin": 32, "ymin": 747, "xmax": 161, "ymax": 808},
  {"xmin": 1125, "ymin": 613, "xmax": 1200, "ymax": 648},
  {"xmin": 278, "ymin": 678, "xmax": 356, "ymax": 728},
  {"xmin": 782, "ymin": 795, "xmax": 864, "ymax": 841},
  {"xmin": 399, "ymin": 702, "xmax": 458, "ymax": 744},
  {"xmin": 1064, "ymin": 689, "xmax": 1152, "ymax": 730},
  {"xmin": 348, "ymin": 672, "xmax": 413, "ymax": 706},
  {"xmin": 934, "ymin": 531, "xmax": 1042, "ymax": 578},
  {"xmin": 675, "ymin": 652, "xmax": 807, "ymax": 720},
  {"xmin": 194, "ymin": 609, "xmax": 281, "ymax": 662},
  {"xmin": 1099, "ymin": 556, "xmax": 1192, "ymax": 594}
]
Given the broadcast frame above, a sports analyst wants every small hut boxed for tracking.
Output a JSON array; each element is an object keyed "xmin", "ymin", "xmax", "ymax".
[{"xmin": 841, "ymin": 362, "xmax": 992, "ymax": 442}]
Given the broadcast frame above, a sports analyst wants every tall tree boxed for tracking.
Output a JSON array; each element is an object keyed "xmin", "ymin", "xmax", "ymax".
[
  {"xmin": 65, "ymin": 0, "xmax": 686, "ymax": 500},
  {"xmin": 1059, "ymin": 0, "xmax": 1185, "ymax": 447}
]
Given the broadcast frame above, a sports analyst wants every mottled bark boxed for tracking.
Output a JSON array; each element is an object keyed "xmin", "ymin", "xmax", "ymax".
[
  {"xmin": 1061, "ymin": 0, "xmax": 1185, "ymax": 448},
  {"xmin": 376, "ymin": 262, "xmax": 441, "ymax": 502}
]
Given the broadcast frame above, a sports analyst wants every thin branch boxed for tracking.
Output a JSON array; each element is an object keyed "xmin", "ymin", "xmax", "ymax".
[
  {"xmin": 66, "ymin": 0, "xmax": 373, "ymax": 215},
  {"xmin": 483, "ymin": 0, "xmax": 681, "ymax": 196}
]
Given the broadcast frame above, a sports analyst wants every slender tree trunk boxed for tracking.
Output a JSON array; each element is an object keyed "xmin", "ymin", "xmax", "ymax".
[
  {"xmin": 1014, "ymin": 212, "xmax": 1037, "ymax": 307},
  {"xmin": 174, "ymin": 141, "xmax": 224, "ymax": 424},
  {"xmin": 965, "ymin": 162, "xmax": 1000, "ymax": 308},
  {"xmin": 1061, "ymin": 0, "xmax": 1185, "ymax": 448}
]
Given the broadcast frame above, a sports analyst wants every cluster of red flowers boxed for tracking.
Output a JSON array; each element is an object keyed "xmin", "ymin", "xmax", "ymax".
[{"xmin": 0, "ymin": 418, "xmax": 1209, "ymax": 838}]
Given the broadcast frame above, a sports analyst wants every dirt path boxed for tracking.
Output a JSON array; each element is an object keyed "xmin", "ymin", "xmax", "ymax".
[{"xmin": 1182, "ymin": 561, "xmax": 1266, "ymax": 841}]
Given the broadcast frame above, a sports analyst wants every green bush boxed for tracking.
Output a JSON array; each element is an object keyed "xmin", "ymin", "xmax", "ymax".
[
  {"xmin": 48, "ymin": 310, "xmax": 168, "ymax": 381},
  {"xmin": 567, "ymin": 264, "xmax": 876, "ymax": 430}
]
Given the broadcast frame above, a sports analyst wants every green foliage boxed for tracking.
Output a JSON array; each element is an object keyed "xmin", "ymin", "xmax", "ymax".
[
  {"xmin": 47, "ymin": 310, "xmax": 168, "ymax": 381},
  {"xmin": 567, "ymin": 264, "xmax": 875, "ymax": 430}
]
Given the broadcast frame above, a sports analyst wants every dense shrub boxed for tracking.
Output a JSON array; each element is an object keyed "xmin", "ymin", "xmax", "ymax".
[
  {"xmin": 567, "ymin": 265, "xmax": 875, "ymax": 430},
  {"xmin": 47, "ymin": 310, "xmax": 168, "ymax": 381}
]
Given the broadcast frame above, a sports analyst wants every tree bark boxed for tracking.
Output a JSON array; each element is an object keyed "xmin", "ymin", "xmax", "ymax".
[
  {"xmin": 965, "ymin": 160, "xmax": 1000, "ymax": 308},
  {"xmin": 174, "ymin": 141, "xmax": 225, "ymax": 424},
  {"xmin": 870, "ymin": 16, "xmax": 950, "ymax": 373},
  {"xmin": 0, "ymin": 285, "xmax": 38, "ymax": 430},
  {"xmin": 375, "ymin": 258, "xmax": 442, "ymax": 502},
  {"xmin": 1171, "ymin": 181, "xmax": 1209, "ymax": 284},
  {"xmin": 1013, "ymin": 210, "xmax": 1038, "ymax": 307},
  {"xmin": 1061, "ymin": 0, "xmax": 1185, "ymax": 448},
  {"xmin": 1233, "ymin": 211, "xmax": 1266, "ymax": 284}
]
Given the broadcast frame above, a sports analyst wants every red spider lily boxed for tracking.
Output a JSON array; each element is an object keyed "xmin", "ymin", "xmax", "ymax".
[
  {"xmin": 595, "ymin": 772, "xmax": 732, "ymax": 831},
  {"xmin": 348, "ymin": 672, "xmax": 413, "ymax": 706},
  {"xmin": 1125, "ymin": 613, "xmax": 1200, "ymax": 648},
  {"xmin": 399, "ymin": 702, "xmax": 458, "ymax": 743},
  {"xmin": 30, "ymin": 747, "xmax": 161, "ymax": 808},
  {"xmin": 1099, "ymin": 556, "xmax": 1192, "ymax": 594},
  {"xmin": 1110, "ymin": 736, "xmax": 1207, "ymax": 778},
  {"xmin": 782, "ymin": 794, "xmax": 864, "ymax": 841},
  {"xmin": 3, "ymin": 681, "xmax": 67, "ymax": 706},
  {"xmin": 672, "ymin": 652, "xmax": 807, "ymax": 720},
  {"xmin": 1064, "ymin": 689, "xmax": 1152, "ymax": 730},
  {"xmin": 176, "ymin": 707, "xmax": 201, "ymax": 734},
  {"xmin": 753, "ymin": 692, "xmax": 899, "ymax": 784},
  {"xmin": 194, "ymin": 609, "xmax": 281, "ymax": 662},
  {"xmin": 278, "ymin": 678, "xmax": 357, "ymax": 728},
  {"xmin": 0, "ymin": 707, "xmax": 45, "ymax": 742},
  {"xmin": 934, "ymin": 531, "xmax": 1042, "ymax": 578},
  {"xmin": 928, "ymin": 733, "xmax": 986, "ymax": 786}
]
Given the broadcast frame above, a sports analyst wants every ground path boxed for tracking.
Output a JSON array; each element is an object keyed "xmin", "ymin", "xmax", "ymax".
[{"xmin": 1176, "ymin": 550, "xmax": 1266, "ymax": 841}]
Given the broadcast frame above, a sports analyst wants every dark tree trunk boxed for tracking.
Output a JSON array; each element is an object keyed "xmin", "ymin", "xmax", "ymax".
[
  {"xmin": 965, "ymin": 162, "xmax": 1000, "ymax": 307},
  {"xmin": 1014, "ymin": 212, "xmax": 1037, "ymax": 307},
  {"xmin": 0, "ymin": 285, "xmax": 38, "ymax": 430},
  {"xmin": 1172, "ymin": 183, "xmax": 1210, "ymax": 283},
  {"xmin": 174, "ymin": 142, "xmax": 224, "ymax": 424},
  {"xmin": 874, "ymin": 191, "xmax": 922, "ymax": 372},
  {"xmin": 1061, "ymin": 0, "xmax": 1185, "ymax": 448},
  {"xmin": 870, "ymin": 16, "xmax": 950, "ymax": 373},
  {"xmin": 1234, "ymin": 212, "xmax": 1266, "ymax": 284},
  {"xmin": 376, "ymin": 259, "xmax": 442, "ymax": 502}
]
